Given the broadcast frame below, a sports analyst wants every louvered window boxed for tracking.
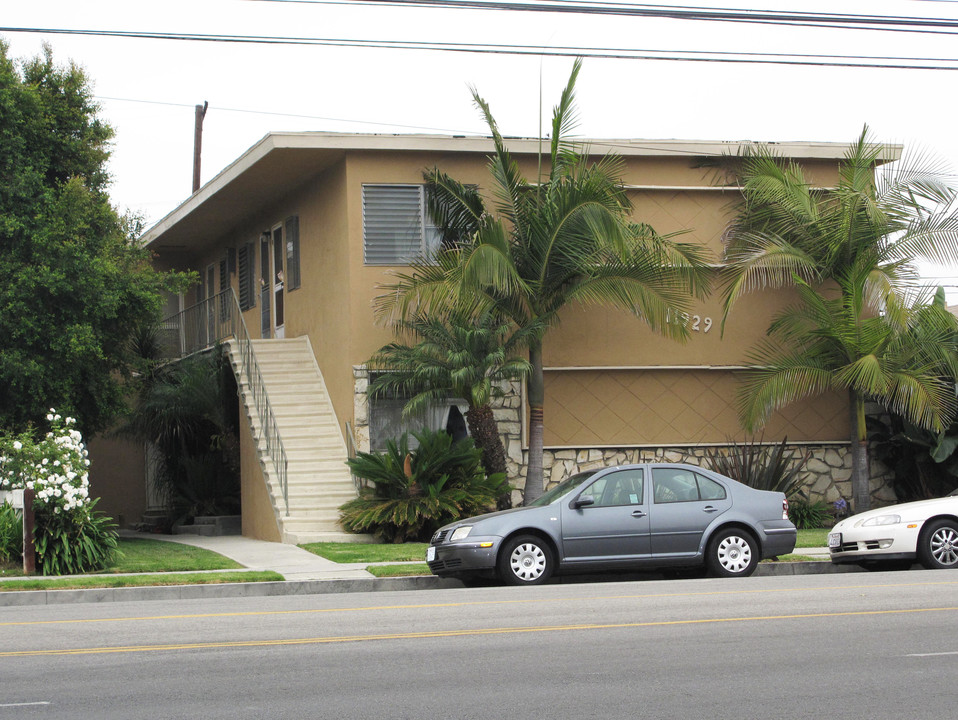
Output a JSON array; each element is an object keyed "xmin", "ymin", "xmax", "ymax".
[
  {"xmin": 362, "ymin": 185, "xmax": 439, "ymax": 265},
  {"xmin": 237, "ymin": 241, "xmax": 256, "ymax": 311}
]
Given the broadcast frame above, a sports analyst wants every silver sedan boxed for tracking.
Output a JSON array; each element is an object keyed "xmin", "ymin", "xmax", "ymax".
[{"xmin": 426, "ymin": 463, "xmax": 796, "ymax": 585}]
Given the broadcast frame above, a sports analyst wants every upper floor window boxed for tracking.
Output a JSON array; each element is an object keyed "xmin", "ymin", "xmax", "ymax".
[{"xmin": 362, "ymin": 184, "xmax": 440, "ymax": 265}]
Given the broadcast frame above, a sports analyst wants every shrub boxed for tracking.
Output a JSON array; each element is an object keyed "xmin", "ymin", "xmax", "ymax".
[
  {"xmin": 0, "ymin": 502, "xmax": 22, "ymax": 564},
  {"xmin": 0, "ymin": 409, "xmax": 118, "ymax": 574},
  {"xmin": 788, "ymin": 499, "xmax": 832, "ymax": 529},
  {"xmin": 34, "ymin": 499, "xmax": 118, "ymax": 575},
  {"xmin": 704, "ymin": 436, "xmax": 810, "ymax": 500},
  {"xmin": 340, "ymin": 428, "xmax": 511, "ymax": 543}
]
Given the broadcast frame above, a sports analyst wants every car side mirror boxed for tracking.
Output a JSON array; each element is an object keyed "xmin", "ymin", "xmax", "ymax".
[{"xmin": 572, "ymin": 495, "xmax": 595, "ymax": 509}]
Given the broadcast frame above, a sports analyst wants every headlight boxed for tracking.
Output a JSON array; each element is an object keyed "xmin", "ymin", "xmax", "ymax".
[
  {"xmin": 450, "ymin": 526, "xmax": 473, "ymax": 541},
  {"xmin": 860, "ymin": 514, "xmax": 901, "ymax": 527}
]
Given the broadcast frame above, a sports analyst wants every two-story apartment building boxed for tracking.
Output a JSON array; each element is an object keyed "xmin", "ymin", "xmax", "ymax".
[{"xmin": 88, "ymin": 132, "xmax": 897, "ymax": 542}]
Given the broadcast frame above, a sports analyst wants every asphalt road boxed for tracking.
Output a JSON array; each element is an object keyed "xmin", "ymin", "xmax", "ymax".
[{"xmin": 2, "ymin": 571, "xmax": 956, "ymax": 719}]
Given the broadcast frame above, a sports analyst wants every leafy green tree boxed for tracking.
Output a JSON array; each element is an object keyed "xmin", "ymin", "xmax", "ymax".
[
  {"xmin": 722, "ymin": 130, "xmax": 958, "ymax": 511},
  {"xmin": 368, "ymin": 308, "xmax": 530, "ymax": 506},
  {"xmin": 377, "ymin": 60, "xmax": 711, "ymax": 503},
  {"xmin": 0, "ymin": 42, "xmax": 186, "ymax": 437}
]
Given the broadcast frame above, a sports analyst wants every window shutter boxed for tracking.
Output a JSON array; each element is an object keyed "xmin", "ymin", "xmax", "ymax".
[
  {"xmin": 362, "ymin": 185, "xmax": 424, "ymax": 265},
  {"xmin": 285, "ymin": 215, "xmax": 301, "ymax": 290},
  {"xmin": 237, "ymin": 241, "xmax": 256, "ymax": 311}
]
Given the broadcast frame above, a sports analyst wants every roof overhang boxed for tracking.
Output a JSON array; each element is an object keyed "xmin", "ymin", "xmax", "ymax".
[{"xmin": 141, "ymin": 131, "xmax": 902, "ymax": 257}]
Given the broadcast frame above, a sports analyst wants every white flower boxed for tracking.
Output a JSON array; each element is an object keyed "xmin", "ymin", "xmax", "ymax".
[
  {"xmin": 46, "ymin": 414, "xmax": 54, "ymax": 421},
  {"xmin": 12, "ymin": 441, "xmax": 22, "ymax": 451}
]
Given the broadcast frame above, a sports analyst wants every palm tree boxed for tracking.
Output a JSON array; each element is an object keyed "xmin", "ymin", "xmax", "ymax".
[
  {"xmin": 722, "ymin": 129, "xmax": 958, "ymax": 511},
  {"xmin": 368, "ymin": 308, "xmax": 531, "ymax": 506},
  {"xmin": 376, "ymin": 60, "xmax": 712, "ymax": 502}
]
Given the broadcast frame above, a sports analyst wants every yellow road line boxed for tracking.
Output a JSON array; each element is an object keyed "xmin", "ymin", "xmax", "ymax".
[
  {"xmin": 3, "ymin": 606, "xmax": 957, "ymax": 657},
  {"xmin": 2, "ymin": 578, "xmax": 956, "ymax": 628}
]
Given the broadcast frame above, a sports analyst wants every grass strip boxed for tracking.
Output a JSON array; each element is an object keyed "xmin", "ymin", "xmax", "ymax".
[
  {"xmin": 794, "ymin": 528, "xmax": 829, "ymax": 547},
  {"xmin": 0, "ymin": 571, "xmax": 283, "ymax": 592},
  {"xmin": 366, "ymin": 564, "xmax": 431, "ymax": 578},
  {"xmin": 301, "ymin": 542, "xmax": 429, "ymax": 563}
]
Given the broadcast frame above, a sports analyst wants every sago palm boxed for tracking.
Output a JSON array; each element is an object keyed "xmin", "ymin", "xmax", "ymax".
[
  {"xmin": 377, "ymin": 59, "xmax": 711, "ymax": 502},
  {"xmin": 723, "ymin": 132, "xmax": 958, "ymax": 510}
]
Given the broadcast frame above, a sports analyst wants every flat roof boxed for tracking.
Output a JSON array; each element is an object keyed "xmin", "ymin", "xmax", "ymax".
[{"xmin": 143, "ymin": 131, "xmax": 901, "ymax": 253}]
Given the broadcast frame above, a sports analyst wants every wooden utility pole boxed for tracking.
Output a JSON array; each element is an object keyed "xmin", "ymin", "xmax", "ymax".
[{"xmin": 192, "ymin": 101, "xmax": 209, "ymax": 194}]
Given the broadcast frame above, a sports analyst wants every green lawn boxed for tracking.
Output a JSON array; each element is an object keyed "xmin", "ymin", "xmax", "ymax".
[
  {"xmin": 795, "ymin": 528, "xmax": 829, "ymax": 548},
  {"xmin": 301, "ymin": 542, "xmax": 429, "ymax": 563},
  {"xmin": 105, "ymin": 537, "xmax": 244, "ymax": 573},
  {"xmin": 0, "ymin": 537, "xmax": 260, "ymax": 591}
]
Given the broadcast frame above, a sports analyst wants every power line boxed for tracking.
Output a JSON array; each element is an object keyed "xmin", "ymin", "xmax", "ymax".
[
  {"xmin": 245, "ymin": 0, "xmax": 958, "ymax": 35},
  {"xmin": 95, "ymin": 95, "xmax": 479, "ymax": 133},
  {"xmin": 5, "ymin": 27, "xmax": 958, "ymax": 70}
]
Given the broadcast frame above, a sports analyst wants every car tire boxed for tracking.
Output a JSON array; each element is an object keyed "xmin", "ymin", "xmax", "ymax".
[
  {"xmin": 706, "ymin": 528, "xmax": 759, "ymax": 577},
  {"xmin": 498, "ymin": 535, "xmax": 554, "ymax": 586},
  {"xmin": 917, "ymin": 519, "xmax": 958, "ymax": 570}
]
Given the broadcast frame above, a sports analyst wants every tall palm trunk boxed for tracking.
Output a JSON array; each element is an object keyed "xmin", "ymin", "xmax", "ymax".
[
  {"xmin": 850, "ymin": 389, "xmax": 871, "ymax": 512},
  {"xmin": 524, "ymin": 342, "xmax": 546, "ymax": 503},
  {"xmin": 464, "ymin": 404, "xmax": 512, "ymax": 509}
]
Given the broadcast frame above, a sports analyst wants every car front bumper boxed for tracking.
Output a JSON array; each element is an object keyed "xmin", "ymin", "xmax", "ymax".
[
  {"xmin": 828, "ymin": 526, "xmax": 919, "ymax": 564},
  {"xmin": 427, "ymin": 537, "xmax": 501, "ymax": 577}
]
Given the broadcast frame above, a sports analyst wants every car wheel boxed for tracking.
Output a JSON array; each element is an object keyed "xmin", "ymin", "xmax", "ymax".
[
  {"xmin": 917, "ymin": 519, "xmax": 958, "ymax": 570},
  {"xmin": 706, "ymin": 528, "xmax": 758, "ymax": 577},
  {"xmin": 498, "ymin": 535, "xmax": 554, "ymax": 586}
]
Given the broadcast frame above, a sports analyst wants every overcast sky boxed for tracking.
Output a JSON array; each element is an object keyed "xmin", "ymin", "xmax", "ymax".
[{"xmin": 5, "ymin": 0, "xmax": 958, "ymax": 293}]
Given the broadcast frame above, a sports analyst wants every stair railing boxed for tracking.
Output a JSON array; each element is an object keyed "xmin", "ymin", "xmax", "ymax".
[{"xmin": 158, "ymin": 289, "xmax": 289, "ymax": 516}]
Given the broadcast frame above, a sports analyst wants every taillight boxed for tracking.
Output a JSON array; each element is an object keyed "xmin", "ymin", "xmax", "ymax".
[{"xmin": 783, "ymin": 498, "xmax": 789, "ymax": 520}]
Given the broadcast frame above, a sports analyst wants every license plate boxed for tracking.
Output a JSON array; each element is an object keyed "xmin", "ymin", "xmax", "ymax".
[
  {"xmin": 828, "ymin": 532, "xmax": 842, "ymax": 548},
  {"xmin": 426, "ymin": 546, "xmax": 436, "ymax": 562}
]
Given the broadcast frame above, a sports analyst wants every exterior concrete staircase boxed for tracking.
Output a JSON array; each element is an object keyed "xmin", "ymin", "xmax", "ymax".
[{"xmin": 228, "ymin": 336, "xmax": 369, "ymax": 544}]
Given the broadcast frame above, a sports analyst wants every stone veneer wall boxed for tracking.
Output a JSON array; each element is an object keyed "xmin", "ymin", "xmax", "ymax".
[{"xmin": 352, "ymin": 368, "xmax": 897, "ymax": 508}]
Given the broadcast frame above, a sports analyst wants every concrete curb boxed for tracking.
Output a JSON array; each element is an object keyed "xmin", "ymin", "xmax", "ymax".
[{"xmin": 0, "ymin": 560, "xmax": 863, "ymax": 607}]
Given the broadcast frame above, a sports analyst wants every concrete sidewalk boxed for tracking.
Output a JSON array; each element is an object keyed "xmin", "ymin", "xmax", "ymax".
[{"xmin": 0, "ymin": 532, "xmax": 853, "ymax": 607}]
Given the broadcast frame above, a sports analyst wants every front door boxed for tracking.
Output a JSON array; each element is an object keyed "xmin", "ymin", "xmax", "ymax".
[
  {"xmin": 271, "ymin": 224, "xmax": 285, "ymax": 339},
  {"xmin": 260, "ymin": 233, "xmax": 271, "ymax": 338},
  {"xmin": 560, "ymin": 468, "xmax": 650, "ymax": 564}
]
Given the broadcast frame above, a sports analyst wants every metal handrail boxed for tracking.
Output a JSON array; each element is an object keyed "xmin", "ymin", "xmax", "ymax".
[{"xmin": 158, "ymin": 289, "xmax": 289, "ymax": 516}]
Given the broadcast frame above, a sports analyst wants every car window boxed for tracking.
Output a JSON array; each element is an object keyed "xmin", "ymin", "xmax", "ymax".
[
  {"xmin": 696, "ymin": 474, "xmax": 727, "ymax": 501},
  {"xmin": 529, "ymin": 470, "xmax": 598, "ymax": 506},
  {"xmin": 580, "ymin": 469, "xmax": 644, "ymax": 507},
  {"xmin": 652, "ymin": 468, "xmax": 700, "ymax": 503}
]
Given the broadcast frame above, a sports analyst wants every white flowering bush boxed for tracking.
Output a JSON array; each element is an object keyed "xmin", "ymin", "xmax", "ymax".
[{"xmin": 0, "ymin": 410, "xmax": 116, "ymax": 574}]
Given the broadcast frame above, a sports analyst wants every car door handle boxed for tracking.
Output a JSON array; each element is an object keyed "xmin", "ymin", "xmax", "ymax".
[
  {"xmin": 631, "ymin": 510, "xmax": 647, "ymax": 518},
  {"xmin": 703, "ymin": 506, "xmax": 720, "ymax": 513}
]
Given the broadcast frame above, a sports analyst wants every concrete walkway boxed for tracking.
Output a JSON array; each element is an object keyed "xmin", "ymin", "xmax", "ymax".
[{"xmin": 132, "ymin": 531, "xmax": 378, "ymax": 581}]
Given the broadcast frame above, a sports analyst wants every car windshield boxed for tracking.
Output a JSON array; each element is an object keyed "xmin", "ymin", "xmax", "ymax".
[{"xmin": 527, "ymin": 471, "xmax": 599, "ymax": 507}]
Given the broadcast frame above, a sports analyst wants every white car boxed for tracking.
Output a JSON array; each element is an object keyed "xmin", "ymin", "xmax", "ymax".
[{"xmin": 828, "ymin": 489, "xmax": 958, "ymax": 570}]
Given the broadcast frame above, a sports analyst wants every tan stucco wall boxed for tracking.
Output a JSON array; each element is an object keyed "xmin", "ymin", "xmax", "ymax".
[
  {"xmin": 239, "ymin": 407, "xmax": 282, "ymax": 542},
  {"xmin": 87, "ymin": 435, "xmax": 145, "ymax": 529},
  {"xmin": 157, "ymin": 144, "xmax": 854, "ymax": 454}
]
